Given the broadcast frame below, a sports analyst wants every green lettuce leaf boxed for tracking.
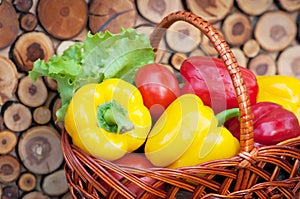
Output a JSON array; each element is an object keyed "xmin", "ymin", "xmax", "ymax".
[{"xmin": 29, "ymin": 28, "xmax": 155, "ymax": 121}]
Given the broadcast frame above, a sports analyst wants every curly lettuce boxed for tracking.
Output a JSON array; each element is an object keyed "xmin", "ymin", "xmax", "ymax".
[{"xmin": 29, "ymin": 28, "xmax": 155, "ymax": 121}]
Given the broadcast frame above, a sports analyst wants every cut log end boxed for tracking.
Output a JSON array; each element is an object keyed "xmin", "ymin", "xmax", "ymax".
[
  {"xmin": 19, "ymin": 12, "xmax": 38, "ymax": 32},
  {"xmin": 186, "ymin": 0, "xmax": 233, "ymax": 23},
  {"xmin": 13, "ymin": 0, "xmax": 33, "ymax": 12},
  {"xmin": 33, "ymin": 106, "xmax": 51, "ymax": 125},
  {"xmin": 18, "ymin": 126, "xmax": 64, "ymax": 175},
  {"xmin": 222, "ymin": 13, "xmax": 252, "ymax": 46},
  {"xmin": 243, "ymin": 39, "xmax": 260, "ymax": 58},
  {"xmin": 18, "ymin": 172, "xmax": 37, "ymax": 192},
  {"xmin": 0, "ymin": 130, "xmax": 18, "ymax": 155},
  {"xmin": 254, "ymin": 11, "xmax": 296, "ymax": 52},
  {"xmin": 166, "ymin": 21, "xmax": 202, "ymax": 53},
  {"xmin": 136, "ymin": 0, "xmax": 183, "ymax": 24},
  {"xmin": 22, "ymin": 191, "xmax": 50, "ymax": 199},
  {"xmin": 249, "ymin": 53, "xmax": 276, "ymax": 76},
  {"xmin": 0, "ymin": 155, "xmax": 21, "ymax": 184},
  {"xmin": 89, "ymin": 0, "xmax": 137, "ymax": 34},
  {"xmin": 0, "ymin": 0, "xmax": 19, "ymax": 50},
  {"xmin": 37, "ymin": 0, "xmax": 88, "ymax": 39},
  {"xmin": 3, "ymin": 103, "xmax": 32, "ymax": 132},
  {"xmin": 0, "ymin": 56, "xmax": 19, "ymax": 106},
  {"xmin": 42, "ymin": 170, "xmax": 69, "ymax": 196},
  {"xmin": 17, "ymin": 76, "xmax": 48, "ymax": 108},
  {"xmin": 278, "ymin": 45, "xmax": 300, "ymax": 79},
  {"xmin": 12, "ymin": 32, "xmax": 54, "ymax": 72},
  {"xmin": 236, "ymin": 0, "xmax": 273, "ymax": 16}
]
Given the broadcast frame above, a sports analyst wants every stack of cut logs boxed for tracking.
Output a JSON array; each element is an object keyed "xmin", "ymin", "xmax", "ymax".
[{"xmin": 0, "ymin": 0, "xmax": 299, "ymax": 198}]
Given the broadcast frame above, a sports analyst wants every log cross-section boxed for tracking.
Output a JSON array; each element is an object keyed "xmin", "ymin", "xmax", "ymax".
[
  {"xmin": 18, "ymin": 126, "xmax": 64, "ymax": 175},
  {"xmin": 0, "ymin": 55, "xmax": 18, "ymax": 105},
  {"xmin": 0, "ymin": 0, "xmax": 19, "ymax": 50},
  {"xmin": 37, "ymin": 0, "xmax": 88, "ymax": 40},
  {"xmin": 254, "ymin": 10, "xmax": 296, "ymax": 52},
  {"xmin": 12, "ymin": 31, "xmax": 54, "ymax": 72},
  {"xmin": 89, "ymin": 0, "xmax": 137, "ymax": 34},
  {"xmin": 17, "ymin": 76, "xmax": 48, "ymax": 108}
]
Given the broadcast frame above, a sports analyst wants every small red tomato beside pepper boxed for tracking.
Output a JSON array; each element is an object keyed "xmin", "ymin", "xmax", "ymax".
[
  {"xmin": 180, "ymin": 56, "xmax": 258, "ymax": 113},
  {"xmin": 225, "ymin": 102, "xmax": 300, "ymax": 145},
  {"xmin": 135, "ymin": 63, "xmax": 180, "ymax": 121}
]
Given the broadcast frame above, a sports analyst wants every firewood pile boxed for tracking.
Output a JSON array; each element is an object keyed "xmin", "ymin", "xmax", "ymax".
[{"xmin": 0, "ymin": 0, "xmax": 299, "ymax": 198}]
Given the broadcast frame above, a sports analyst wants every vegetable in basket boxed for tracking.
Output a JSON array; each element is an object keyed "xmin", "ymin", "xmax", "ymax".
[
  {"xmin": 135, "ymin": 63, "xmax": 181, "ymax": 121},
  {"xmin": 256, "ymin": 75, "xmax": 300, "ymax": 123},
  {"xmin": 29, "ymin": 29, "xmax": 155, "ymax": 122},
  {"xmin": 225, "ymin": 102, "xmax": 300, "ymax": 145},
  {"xmin": 64, "ymin": 78, "xmax": 152, "ymax": 161},
  {"xmin": 180, "ymin": 56, "xmax": 258, "ymax": 113},
  {"xmin": 145, "ymin": 94, "xmax": 240, "ymax": 169}
]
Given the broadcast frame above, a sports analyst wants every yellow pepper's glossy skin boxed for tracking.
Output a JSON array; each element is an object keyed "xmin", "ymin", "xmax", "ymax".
[
  {"xmin": 145, "ymin": 94, "xmax": 240, "ymax": 168},
  {"xmin": 64, "ymin": 78, "xmax": 152, "ymax": 161},
  {"xmin": 257, "ymin": 75, "xmax": 300, "ymax": 123}
]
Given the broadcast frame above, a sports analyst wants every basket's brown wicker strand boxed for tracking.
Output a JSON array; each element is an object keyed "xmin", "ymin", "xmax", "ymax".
[
  {"xmin": 61, "ymin": 11, "xmax": 300, "ymax": 199},
  {"xmin": 150, "ymin": 11, "xmax": 254, "ymax": 154}
]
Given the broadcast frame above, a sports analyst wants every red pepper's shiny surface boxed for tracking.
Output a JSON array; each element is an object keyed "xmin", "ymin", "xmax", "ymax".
[
  {"xmin": 180, "ymin": 56, "xmax": 258, "ymax": 113},
  {"xmin": 226, "ymin": 102, "xmax": 300, "ymax": 145}
]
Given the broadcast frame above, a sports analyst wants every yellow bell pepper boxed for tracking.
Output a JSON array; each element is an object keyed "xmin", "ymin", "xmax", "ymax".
[
  {"xmin": 64, "ymin": 78, "xmax": 152, "ymax": 161},
  {"xmin": 144, "ymin": 94, "xmax": 240, "ymax": 169},
  {"xmin": 257, "ymin": 75, "xmax": 300, "ymax": 123}
]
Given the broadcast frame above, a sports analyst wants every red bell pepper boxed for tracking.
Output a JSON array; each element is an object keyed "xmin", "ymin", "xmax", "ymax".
[
  {"xmin": 225, "ymin": 102, "xmax": 300, "ymax": 145},
  {"xmin": 180, "ymin": 56, "xmax": 258, "ymax": 113}
]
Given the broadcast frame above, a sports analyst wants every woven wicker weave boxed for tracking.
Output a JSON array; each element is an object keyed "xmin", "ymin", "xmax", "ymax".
[{"xmin": 61, "ymin": 11, "xmax": 300, "ymax": 199}]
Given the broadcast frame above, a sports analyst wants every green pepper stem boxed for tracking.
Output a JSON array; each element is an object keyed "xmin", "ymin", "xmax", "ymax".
[
  {"xmin": 216, "ymin": 108, "xmax": 240, "ymax": 126},
  {"xmin": 98, "ymin": 100, "xmax": 134, "ymax": 134}
]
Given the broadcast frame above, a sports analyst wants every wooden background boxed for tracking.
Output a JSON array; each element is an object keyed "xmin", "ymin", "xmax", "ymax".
[{"xmin": 0, "ymin": 0, "xmax": 300, "ymax": 198}]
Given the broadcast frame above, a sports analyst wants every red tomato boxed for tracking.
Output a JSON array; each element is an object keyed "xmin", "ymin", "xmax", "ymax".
[
  {"xmin": 135, "ymin": 63, "xmax": 180, "ymax": 121},
  {"xmin": 110, "ymin": 153, "xmax": 163, "ymax": 199}
]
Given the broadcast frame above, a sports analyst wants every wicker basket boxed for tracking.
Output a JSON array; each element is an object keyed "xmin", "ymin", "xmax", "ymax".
[{"xmin": 61, "ymin": 11, "xmax": 300, "ymax": 199}]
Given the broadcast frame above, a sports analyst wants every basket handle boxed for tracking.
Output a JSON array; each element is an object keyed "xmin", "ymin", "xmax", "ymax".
[{"xmin": 149, "ymin": 11, "xmax": 254, "ymax": 153}]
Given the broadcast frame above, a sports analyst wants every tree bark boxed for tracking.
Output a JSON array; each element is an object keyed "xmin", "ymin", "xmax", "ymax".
[
  {"xmin": 0, "ymin": 55, "xmax": 19, "ymax": 105},
  {"xmin": 37, "ymin": 0, "xmax": 88, "ymax": 40},
  {"xmin": 12, "ymin": 31, "xmax": 54, "ymax": 72},
  {"xmin": 0, "ymin": 130, "xmax": 18, "ymax": 155},
  {"xmin": 254, "ymin": 10, "xmax": 296, "ymax": 52},
  {"xmin": 277, "ymin": 45, "xmax": 300, "ymax": 79},
  {"xmin": 0, "ymin": 155, "xmax": 21, "ymax": 184},
  {"xmin": 18, "ymin": 125, "xmax": 64, "ymax": 175},
  {"xmin": 17, "ymin": 76, "xmax": 48, "ymax": 108},
  {"xmin": 0, "ymin": 0, "xmax": 19, "ymax": 50},
  {"xmin": 186, "ymin": 0, "xmax": 233, "ymax": 23},
  {"xmin": 3, "ymin": 102, "xmax": 32, "ymax": 132},
  {"xmin": 89, "ymin": 0, "xmax": 137, "ymax": 34}
]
